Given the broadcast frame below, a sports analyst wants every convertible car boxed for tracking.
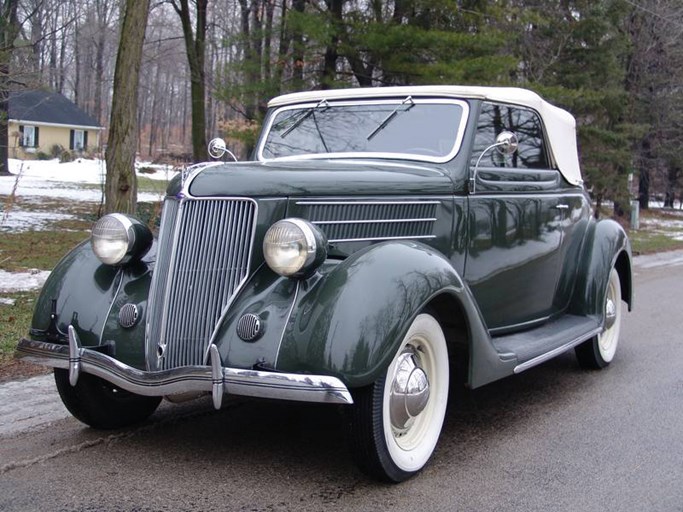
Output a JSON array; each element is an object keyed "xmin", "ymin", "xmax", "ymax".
[{"xmin": 17, "ymin": 85, "xmax": 632, "ymax": 482}]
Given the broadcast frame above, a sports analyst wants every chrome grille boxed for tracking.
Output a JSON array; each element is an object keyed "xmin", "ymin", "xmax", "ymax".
[
  {"xmin": 147, "ymin": 198, "xmax": 256, "ymax": 369},
  {"xmin": 298, "ymin": 201, "xmax": 438, "ymax": 242}
]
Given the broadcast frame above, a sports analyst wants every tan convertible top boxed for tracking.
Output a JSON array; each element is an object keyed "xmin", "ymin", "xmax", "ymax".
[{"xmin": 269, "ymin": 86, "xmax": 583, "ymax": 186}]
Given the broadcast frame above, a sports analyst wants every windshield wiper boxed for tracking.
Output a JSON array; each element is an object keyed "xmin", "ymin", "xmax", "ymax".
[
  {"xmin": 280, "ymin": 99, "xmax": 329, "ymax": 138},
  {"xmin": 366, "ymin": 96, "xmax": 414, "ymax": 141}
]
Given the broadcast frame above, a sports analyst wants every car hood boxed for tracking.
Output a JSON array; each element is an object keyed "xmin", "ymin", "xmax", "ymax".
[{"xmin": 184, "ymin": 159, "xmax": 454, "ymax": 198}]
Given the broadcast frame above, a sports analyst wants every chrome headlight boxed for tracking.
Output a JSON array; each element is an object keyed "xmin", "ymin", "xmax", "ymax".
[
  {"xmin": 263, "ymin": 219, "xmax": 327, "ymax": 277},
  {"xmin": 91, "ymin": 213, "xmax": 152, "ymax": 266}
]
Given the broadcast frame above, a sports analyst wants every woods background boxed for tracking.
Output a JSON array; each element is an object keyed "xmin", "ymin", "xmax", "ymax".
[{"xmin": 1, "ymin": 0, "xmax": 682, "ymax": 212}]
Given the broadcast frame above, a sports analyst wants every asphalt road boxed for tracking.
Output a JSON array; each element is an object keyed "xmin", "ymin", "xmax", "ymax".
[{"xmin": 1, "ymin": 258, "xmax": 682, "ymax": 512}]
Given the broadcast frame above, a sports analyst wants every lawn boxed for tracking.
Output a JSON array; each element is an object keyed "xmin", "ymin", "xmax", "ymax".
[{"xmin": 0, "ymin": 292, "xmax": 35, "ymax": 365}]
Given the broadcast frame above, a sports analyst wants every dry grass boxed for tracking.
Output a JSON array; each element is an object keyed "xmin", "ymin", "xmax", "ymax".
[{"xmin": 630, "ymin": 208, "xmax": 683, "ymax": 255}]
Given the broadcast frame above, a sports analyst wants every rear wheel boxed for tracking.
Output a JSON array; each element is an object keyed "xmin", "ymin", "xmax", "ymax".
[
  {"xmin": 55, "ymin": 369, "xmax": 161, "ymax": 429},
  {"xmin": 576, "ymin": 268, "xmax": 622, "ymax": 369},
  {"xmin": 345, "ymin": 313, "xmax": 449, "ymax": 482}
]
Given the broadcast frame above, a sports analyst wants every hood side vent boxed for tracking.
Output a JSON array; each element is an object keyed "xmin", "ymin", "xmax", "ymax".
[{"xmin": 297, "ymin": 201, "xmax": 439, "ymax": 243}]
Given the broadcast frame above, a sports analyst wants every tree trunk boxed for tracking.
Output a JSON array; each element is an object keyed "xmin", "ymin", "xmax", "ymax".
[
  {"xmin": 321, "ymin": 0, "xmax": 342, "ymax": 89},
  {"xmin": 273, "ymin": 0, "xmax": 289, "ymax": 91},
  {"xmin": 173, "ymin": 0, "xmax": 208, "ymax": 162},
  {"xmin": 73, "ymin": 2, "xmax": 81, "ymax": 107},
  {"xmin": 57, "ymin": 5, "xmax": 67, "ymax": 94},
  {"xmin": 237, "ymin": 0, "xmax": 258, "ymax": 120},
  {"xmin": 638, "ymin": 138, "xmax": 651, "ymax": 210},
  {"xmin": 291, "ymin": 0, "xmax": 305, "ymax": 90},
  {"xmin": 664, "ymin": 165, "xmax": 681, "ymax": 208},
  {"xmin": 104, "ymin": 0, "xmax": 150, "ymax": 214},
  {"xmin": 0, "ymin": 0, "xmax": 19, "ymax": 177}
]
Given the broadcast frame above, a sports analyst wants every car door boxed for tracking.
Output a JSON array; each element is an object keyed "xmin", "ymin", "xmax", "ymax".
[{"xmin": 465, "ymin": 102, "xmax": 567, "ymax": 333}]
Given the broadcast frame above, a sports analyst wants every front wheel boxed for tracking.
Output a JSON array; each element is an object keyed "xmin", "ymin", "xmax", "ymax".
[
  {"xmin": 345, "ymin": 313, "xmax": 449, "ymax": 482},
  {"xmin": 575, "ymin": 268, "xmax": 622, "ymax": 369},
  {"xmin": 55, "ymin": 369, "xmax": 162, "ymax": 429}
]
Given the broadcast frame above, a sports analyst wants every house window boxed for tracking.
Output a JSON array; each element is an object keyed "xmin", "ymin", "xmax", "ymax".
[
  {"xmin": 70, "ymin": 129, "xmax": 88, "ymax": 151},
  {"xmin": 74, "ymin": 130, "xmax": 84, "ymax": 150},
  {"xmin": 20, "ymin": 125, "xmax": 38, "ymax": 148}
]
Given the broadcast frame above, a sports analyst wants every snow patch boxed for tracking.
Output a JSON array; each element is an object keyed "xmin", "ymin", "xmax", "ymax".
[
  {"xmin": 1, "ymin": 210, "xmax": 77, "ymax": 232},
  {"xmin": 0, "ymin": 269, "xmax": 51, "ymax": 293},
  {"xmin": 0, "ymin": 158, "xmax": 175, "ymax": 203}
]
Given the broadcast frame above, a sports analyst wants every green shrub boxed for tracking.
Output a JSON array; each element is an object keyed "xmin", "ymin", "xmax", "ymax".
[
  {"xmin": 36, "ymin": 151, "xmax": 51, "ymax": 160},
  {"xmin": 60, "ymin": 150, "xmax": 74, "ymax": 163}
]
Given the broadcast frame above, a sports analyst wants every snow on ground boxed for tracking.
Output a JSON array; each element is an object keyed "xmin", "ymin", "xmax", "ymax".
[
  {"xmin": 0, "ymin": 269, "xmax": 51, "ymax": 293},
  {"xmin": 639, "ymin": 211, "xmax": 683, "ymax": 241},
  {"xmin": 0, "ymin": 158, "xmax": 175, "ymax": 203},
  {"xmin": 1, "ymin": 210, "xmax": 77, "ymax": 232}
]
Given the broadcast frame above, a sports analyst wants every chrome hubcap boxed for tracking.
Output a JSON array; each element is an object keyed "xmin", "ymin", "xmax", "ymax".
[
  {"xmin": 605, "ymin": 297, "xmax": 617, "ymax": 330},
  {"xmin": 389, "ymin": 350, "xmax": 430, "ymax": 434}
]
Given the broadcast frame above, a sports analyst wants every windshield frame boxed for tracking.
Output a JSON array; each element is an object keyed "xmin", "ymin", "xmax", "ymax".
[{"xmin": 256, "ymin": 97, "xmax": 470, "ymax": 164}]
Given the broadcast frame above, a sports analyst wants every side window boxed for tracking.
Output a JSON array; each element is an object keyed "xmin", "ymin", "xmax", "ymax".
[{"xmin": 471, "ymin": 103, "xmax": 550, "ymax": 169}]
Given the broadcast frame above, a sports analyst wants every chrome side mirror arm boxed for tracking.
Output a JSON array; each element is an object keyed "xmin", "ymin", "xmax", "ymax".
[{"xmin": 470, "ymin": 131, "xmax": 518, "ymax": 194}]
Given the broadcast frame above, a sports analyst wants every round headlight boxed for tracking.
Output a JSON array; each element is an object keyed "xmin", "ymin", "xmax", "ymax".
[
  {"xmin": 91, "ymin": 214, "xmax": 152, "ymax": 266},
  {"xmin": 263, "ymin": 219, "xmax": 327, "ymax": 277}
]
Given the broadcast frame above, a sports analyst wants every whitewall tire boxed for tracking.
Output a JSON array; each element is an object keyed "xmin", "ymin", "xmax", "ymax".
[
  {"xmin": 576, "ymin": 268, "xmax": 622, "ymax": 369},
  {"xmin": 346, "ymin": 313, "xmax": 449, "ymax": 482}
]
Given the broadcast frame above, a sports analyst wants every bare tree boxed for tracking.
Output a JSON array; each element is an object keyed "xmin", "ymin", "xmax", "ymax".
[
  {"xmin": 171, "ymin": 0, "xmax": 208, "ymax": 162},
  {"xmin": 105, "ymin": 0, "xmax": 150, "ymax": 214},
  {"xmin": 92, "ymin": 0, "xmax": 116, "ymax": 126},
  {"xmin": 0, "ymin": 0, "xmax": 19, "ymax": 176}
]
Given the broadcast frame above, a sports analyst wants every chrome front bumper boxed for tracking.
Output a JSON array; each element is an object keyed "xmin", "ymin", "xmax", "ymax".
[{"xmin": 16, "ymin": 326, "xmax": 353, "ymax": 409}]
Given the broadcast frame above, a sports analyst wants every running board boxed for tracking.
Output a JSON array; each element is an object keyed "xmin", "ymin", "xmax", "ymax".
[{"xmin": 491, "ymin": 315, "xmax": 602, "ymax": 374}]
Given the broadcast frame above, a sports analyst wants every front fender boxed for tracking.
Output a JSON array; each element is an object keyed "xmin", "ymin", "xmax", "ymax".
[
  {"xmin": 32, "ymin": 240, "xmax": 115, "ymax": 345},
  {"xmin": 30, "ymin": 240, "xmax": 153, "ymax": 370},
  {"xmin": 570, "ymin": 218, "xmax": 633, "ymax": 318},
  {"xmin": 275, "ymin": 241, "xmax": 468, "ymax": 387}
]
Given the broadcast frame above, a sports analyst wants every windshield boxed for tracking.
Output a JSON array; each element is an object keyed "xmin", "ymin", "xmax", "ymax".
[{"xmin": 258, "ymin": 98, "xmax": 468, "ymax": 163}]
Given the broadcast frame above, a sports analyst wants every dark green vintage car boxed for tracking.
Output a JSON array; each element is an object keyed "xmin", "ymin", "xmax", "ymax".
[{"xmin": 17, "ymin": 86, "xmax": 632, "ymax": 482}]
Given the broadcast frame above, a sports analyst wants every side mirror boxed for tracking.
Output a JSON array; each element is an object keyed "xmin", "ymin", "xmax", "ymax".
[
  {"xmin": 471, "ymin": 131, "xmax": 519, "ymax": 194},
  {"xmin": 495, "ymin": 131, "xmax": 518, "ymax": 155},
  {"xmin": 208, "ymin": 138, "xmax": 238, "ymax": 161}
]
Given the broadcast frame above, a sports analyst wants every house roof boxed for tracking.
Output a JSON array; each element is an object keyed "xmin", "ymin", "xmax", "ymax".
[
  {"xmin": 9, "ymin": 90, "xmax": 101, "ymax": 129},
  {"xmin": 268, "ymin": 85, "xmax": 583, "ymax": 186}
]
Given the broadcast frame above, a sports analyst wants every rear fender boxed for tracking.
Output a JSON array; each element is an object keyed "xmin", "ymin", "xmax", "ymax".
[{"xmin": 570, "ymin": 218, "xmax": 633, "ymax": 318}]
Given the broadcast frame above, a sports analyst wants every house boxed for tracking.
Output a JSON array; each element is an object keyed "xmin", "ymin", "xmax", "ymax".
[{"xmin": 9, "ymin": 90, "xmax": 103, "ymax": 158}]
